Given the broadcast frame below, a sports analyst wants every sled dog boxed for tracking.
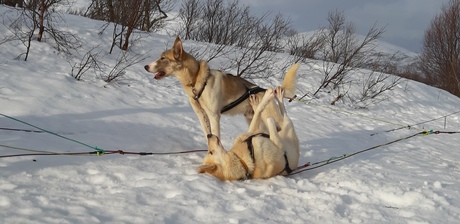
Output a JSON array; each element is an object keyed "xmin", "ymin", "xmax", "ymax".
[
  {"xmin": 198, "ymin": 87, "xmax": 299, "ymax": 180},
  {"xmin": 144, "ymin": 37, "xmax": 299, "ymax": 139}
]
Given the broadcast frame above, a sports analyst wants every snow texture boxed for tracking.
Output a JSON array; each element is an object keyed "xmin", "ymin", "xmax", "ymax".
[{"xmin": 1, "ymin": 5, "xmax": 460, "ymax": 224}]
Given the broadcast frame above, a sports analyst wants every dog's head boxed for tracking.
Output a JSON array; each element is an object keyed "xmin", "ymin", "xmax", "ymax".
[
  {"xmin": 144, "ymin": 37, "xmax": 198, "ymax": 80},
  {"xmin": 198, "ymin": 134, "xmax": 227, "ymax": 180}
]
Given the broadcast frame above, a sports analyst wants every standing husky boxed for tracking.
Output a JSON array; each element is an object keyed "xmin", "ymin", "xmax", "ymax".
[
  {"xmin": 198, "ymin": 87, "xmax": 299, "ymax": 180},
  {"xmin": 144, "ymin": 37, "xmax": 299, "ymax": 139}
]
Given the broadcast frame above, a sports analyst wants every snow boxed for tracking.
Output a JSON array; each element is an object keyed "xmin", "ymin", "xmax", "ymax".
[{"xmin": 1, "ymin": 5, "xmax": 460, "ymax": 224}]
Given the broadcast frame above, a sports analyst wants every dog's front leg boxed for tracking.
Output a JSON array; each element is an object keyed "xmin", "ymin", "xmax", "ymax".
[
  {"xmin": 189, "ymin": 98, "xmax": 212, "ymax": 139},
  {"xmin": 247, "ymin": 96, "xmax": 263, "ymax": 133},
  {"xmin": 207, "ymin": 112, "xmax": 220, "ymax": 138},
  {"xmin": 248, "ymin": 89, "xmax": 274, "ymax": 133}
]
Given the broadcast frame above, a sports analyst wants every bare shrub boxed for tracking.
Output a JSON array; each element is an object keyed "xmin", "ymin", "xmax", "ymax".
[
  {"xmin": 286, "ymin": 30, "xmax": 326, "ymax": 62},
  {"xmin": 420, "ymin": 0, "xmax": 460, "ymax": 97},
  {"xmin": 188, "ymin": 0, "xmax": 250, "ymax": 46},
  {"xmin": 1, "ymin": 3, "xmax": 80, "ymax": 60},
  {"xmin": 221, "ymin": 13, "xmax": 291, "ymax": 77},
  {"xmin": 355, "ymin": 71, "xmax": 402, "ymax": 108},
  {"xmin": 306, "ymin": 10, "xmax": 385, "ymax": 100},
  {"xmin": 178, "ymin": 0, "xmax": 293, "ymax": 77},
  {"xmin": 86, "ymin": 0, "xmax": 175, "ymax": 52},
  {"xmin": 0, "ymin": 0, "xmax": 23, "ymax": 7},
  {"xmin": 178, "ymin": 0, "xmax": 202, "ymax": 40},
  {"xmin": 103, "ymin": 50, "xmax": 147, "ymax": 83},
  {"xmin": 67, "ymin": 45, "xmax": 147, "ymax": 83},
  {"xmin": 69, "ymin": 46, "xmax": 103, "ymax": 81},
  {"xmin": 1, "ymin": 7, "xmax": 36, "ymax": 61},
  {"xmin": 186, "ymin": 43, "xmax": 230, "ymax": 63}
]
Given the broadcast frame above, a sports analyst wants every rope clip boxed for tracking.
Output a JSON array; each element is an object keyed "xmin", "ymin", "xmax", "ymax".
[
  {"xmin": 422, "ymin": 130, "xmax": 434, "ymax": 136},
  {"xmin": 94, "ymin": 147, "xmax": 105, "ymax": 156}
]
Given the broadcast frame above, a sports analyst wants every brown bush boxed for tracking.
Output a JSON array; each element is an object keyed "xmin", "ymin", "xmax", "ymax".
[{"xmin": 420, "ymin": 0, "xmax": 460, "ymax": 97}]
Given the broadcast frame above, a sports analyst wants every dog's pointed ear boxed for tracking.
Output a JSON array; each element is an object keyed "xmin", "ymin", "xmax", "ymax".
[
  {"xmin": 198, "ymin": 164, "xmax": 217, "ymax": 173},
  {"xmin": 173, "ymin": 36, "xmax": 183, "ymax": 60}
]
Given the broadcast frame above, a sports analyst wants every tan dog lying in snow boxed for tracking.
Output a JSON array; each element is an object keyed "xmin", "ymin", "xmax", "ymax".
[{"xmin": 198, "ymin": 87, "xmax": 299, "ymax": 180}]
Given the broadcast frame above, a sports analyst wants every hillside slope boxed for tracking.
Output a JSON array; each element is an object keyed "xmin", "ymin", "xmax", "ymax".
[{"xmin": 1, "ymin": 6, "xmax": 460, "ymax": 223}]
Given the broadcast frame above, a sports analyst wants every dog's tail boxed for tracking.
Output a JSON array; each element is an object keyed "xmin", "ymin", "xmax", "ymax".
[{"xmin": 281, "ymin": 63, "xmax": 300, "ymax": 99}]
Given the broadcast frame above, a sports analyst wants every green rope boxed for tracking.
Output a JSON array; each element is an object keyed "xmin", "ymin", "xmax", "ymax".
[
  {"xmin": 0, "ymin": 143, "xmax": 208, "ymax": 158},
  {"xmin": 293, "ymin": 99, "xmax": 460, "ymax": 136},
  {"xmin": 289, "ymin": 130, "xmax": 440, "ymax": 176},
  {"xmin": 0, "ymin": 143, "xmax": 101, "ymax": 158},
  {"xmin": 0, "ymin": 113, "xmax": 105, "ymax": 154}
]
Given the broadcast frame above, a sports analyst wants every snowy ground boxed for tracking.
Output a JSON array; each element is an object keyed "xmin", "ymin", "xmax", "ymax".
[{"xmin": 1, "ymin": 5, "xmax": 460, "ymax": 224}]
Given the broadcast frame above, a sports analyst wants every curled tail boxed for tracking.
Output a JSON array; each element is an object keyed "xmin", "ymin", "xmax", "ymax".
[{"xmin": 281, "ymin": 63, "xmax": 300, "ymax": 99}]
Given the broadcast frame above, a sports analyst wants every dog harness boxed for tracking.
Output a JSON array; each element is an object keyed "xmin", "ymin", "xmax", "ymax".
[
  {"xmin": 237, "ymin": 133, "xmax": 294, "ymax": 180},
  {"xmin": 190, "ymin": 70, "xmax": 265, "ymax": 112},
  {"xmin": 237, "ymin": 133, "xmax": 270, "ymax": 179},
  {"xmin": 281, "ymin": 153, "xmax": 294, "ymax": 175},
  {"xmin": 220, "ymin": 86, "xmax": 266, "ymax": 114}
]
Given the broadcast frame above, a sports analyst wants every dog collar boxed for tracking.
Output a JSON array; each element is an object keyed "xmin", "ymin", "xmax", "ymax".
[{"xmin": 190, "ymin": 68, "xmax": 210, "ymax": 100}]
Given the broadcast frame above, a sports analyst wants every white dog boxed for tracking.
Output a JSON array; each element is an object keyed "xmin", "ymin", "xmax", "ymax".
[{"xmin": 198, "ymin": 87, "xmax": 299, "ymax": 180}]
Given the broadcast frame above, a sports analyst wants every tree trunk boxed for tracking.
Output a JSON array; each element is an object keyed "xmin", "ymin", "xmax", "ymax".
[
  {"xmin": 121, "ymin": 26, "xmax": 133, "ymax": 51},
  {"xmin": 37, "ymin": 0, "xmax": 45, "ymax": 42},
  {"xmin": 143, "ymin": 0, "xmax": 151, "ymax": 31}
]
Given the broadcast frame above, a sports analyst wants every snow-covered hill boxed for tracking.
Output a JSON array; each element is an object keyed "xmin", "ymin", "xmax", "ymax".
[{"xmin": 1, "ymin": 5, "xmax": 460, "ymax": 223}]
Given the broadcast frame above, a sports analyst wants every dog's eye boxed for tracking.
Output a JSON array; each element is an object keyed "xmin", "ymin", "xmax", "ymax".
[
  {"xmin": 160, "ymin": 56, "xmax": 166, "ymax": 60},
  {"xmin": 208, "ymin": 151, "xmax": 213, "ymax": 155}
]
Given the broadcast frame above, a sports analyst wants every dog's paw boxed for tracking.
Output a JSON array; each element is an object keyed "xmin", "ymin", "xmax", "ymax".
[
  {"xmin": 260, "ymin": 88, "xmax": 274, "ymax": 106},
  {"xmin": 275, "ymin": 86, "xmax": 285, "ymax": 103},
  {"xmin": 249, "ymin": 94, "xmax": 260, "ymax": 110}
]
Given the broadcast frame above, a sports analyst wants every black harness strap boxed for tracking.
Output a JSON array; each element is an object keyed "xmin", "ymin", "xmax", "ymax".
[
  {"xmin": 238, "ymin": 133, "xmax": 294, "ymax": 179},
  {"xmin": 193, "ymin": 80, "xmax": 207, "ymax": 100},
  {"xmin": 283, "ymin": 153, "xmax": 294, "ymax": 174},
  {"xmin": 244, "ymin": 133, "xmax": 270, "ymax": 161},
  {"xmin": 242, "ymin": 133, "xmax": 270, "ymax": 179},
  {"xmin": 220, "ymin": 86, "xmax": 266, "ymax": 114}
]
